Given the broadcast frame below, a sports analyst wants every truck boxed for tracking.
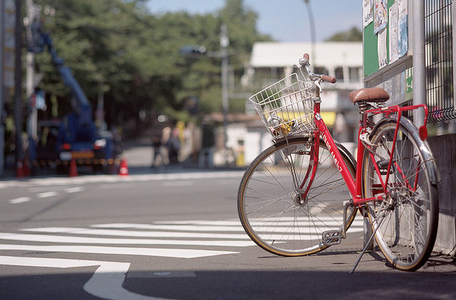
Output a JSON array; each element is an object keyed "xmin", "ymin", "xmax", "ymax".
[{"xmin": 30, "ymin": 29, "xmax": 119, "ymax": 174}]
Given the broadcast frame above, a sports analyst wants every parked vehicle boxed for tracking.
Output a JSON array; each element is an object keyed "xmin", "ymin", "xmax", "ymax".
[{"xmin": 30, "ymin": 29, "xmax": 119, "ymax": 174}]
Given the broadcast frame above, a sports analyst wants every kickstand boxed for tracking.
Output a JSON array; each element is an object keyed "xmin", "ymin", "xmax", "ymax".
[{"xmin": 349, "ymin": 215, "xmax": 385, "ymax": 274}]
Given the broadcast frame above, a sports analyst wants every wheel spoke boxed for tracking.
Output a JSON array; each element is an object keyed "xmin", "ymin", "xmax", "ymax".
[
  {"xmin": 364, "ymin": 120, "xmax": 438, "ymax": 271},
  {"xmin": 238, "ymin": 138, "xmax": 358, "ymax": 256}
]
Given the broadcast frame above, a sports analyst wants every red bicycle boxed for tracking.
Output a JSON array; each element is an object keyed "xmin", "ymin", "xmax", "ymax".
[{"xmin": 238, "ymin": 53, "xmax": 440, "ymax": 272}]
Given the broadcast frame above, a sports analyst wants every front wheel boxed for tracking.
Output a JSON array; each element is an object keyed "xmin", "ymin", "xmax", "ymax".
[
  {"xmin": 238, "ymin": 137, "xmax": 357, "ymax": 256},
  {"xmin": 363, "ymin": 118, "xmax": 439, "ymax": 271}
]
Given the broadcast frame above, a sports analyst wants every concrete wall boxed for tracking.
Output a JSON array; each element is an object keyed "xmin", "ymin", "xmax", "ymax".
[{"xmin": 428, "ymin": 134, "xmax": 456, "ymax": 255}]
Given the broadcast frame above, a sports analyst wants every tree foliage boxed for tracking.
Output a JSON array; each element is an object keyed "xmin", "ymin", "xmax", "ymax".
[
  {"xmin": 34, "ymin": 0, "xmax": 270, "ymax": 129},
  {"xmin": 325, "ymin": 26, "xmax": 362, "ymax": 42}
]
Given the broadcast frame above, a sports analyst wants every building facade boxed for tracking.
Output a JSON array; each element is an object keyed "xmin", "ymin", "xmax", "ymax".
[{"xmin": 233, "ymin": 41, "xmax": 363, "ymax": 165}]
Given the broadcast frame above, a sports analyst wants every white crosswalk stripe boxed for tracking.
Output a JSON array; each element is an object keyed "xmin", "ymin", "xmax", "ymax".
[
  {"xmin": 0, "ymin": 232, "xmax": 254, "ymax": 247},
  {"xmin": 0, "ymin": 244, "xmax": 237, "ymax": 259},
  {"xmin": 0, "ymin": 220, "xmax": 254, "ymax": 259},
  {"xmin": 0, "ymin": 220, "xmax": 254, "ymax": 300},
  {"xmin": 0, "ymin": 218, "xmax": 364, "ymax": 259},
  {"xmin": 22, "ymin": 226, "xmax": 251, "ymax": 240},
  {"xmin": 0, "ymin": 218, "xmax": 365, "ymax": 300}
]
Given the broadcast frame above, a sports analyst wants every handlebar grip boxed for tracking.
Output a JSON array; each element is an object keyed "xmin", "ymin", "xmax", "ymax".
[{"xmin": 321, "ymin": 75, "xmax": 337, "ymax": 84}]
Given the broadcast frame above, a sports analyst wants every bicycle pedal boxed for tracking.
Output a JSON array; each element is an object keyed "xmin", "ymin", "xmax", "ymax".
[
  {"xmin": 322, "ymin": 230, "xmax": 342, "ymax": 246},
  {"xmin": 377, "ymin": 159, "xmax": 395, "ymax": 175}
]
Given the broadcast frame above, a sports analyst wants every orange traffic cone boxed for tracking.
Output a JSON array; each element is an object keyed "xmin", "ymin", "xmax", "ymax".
[
  {"xmin": 69, "ymin": 159, "xmax": 78, "ymax": 177},
  {"xmin": 118, "ymin": 158, "xmax": 129, "ymax": 176}
]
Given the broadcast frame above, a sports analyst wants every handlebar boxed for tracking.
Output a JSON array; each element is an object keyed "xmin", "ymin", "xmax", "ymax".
[
  {"xmin": 299, "ymin": 53, "xmax": 337, "ymax": 84},
  {"xmin": 321, "ymin": 75, "xmax": 337, "ymax": 84}
]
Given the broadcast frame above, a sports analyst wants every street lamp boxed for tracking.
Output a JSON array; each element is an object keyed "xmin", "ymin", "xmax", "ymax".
[
  {"xmin": 304, "ymin": 0, "xmax": 316, "ymax": 62},
  {"xmin": 179, "ymin": 25, "xmax": 230, "ymax": 167},
  {"xmin": 178, "ymin": 45, "xmax": 207, "ymax": 57}
]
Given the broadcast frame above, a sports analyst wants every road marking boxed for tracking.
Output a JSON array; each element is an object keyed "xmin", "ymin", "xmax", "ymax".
[
  {"xmin": 91, "ymin": 223, "xmax": 246, "ymax": 232},
  {"xmin": 7, "ymin": 187, "xmax": 84, "ymax": 205},
  {"xmin": 84, "ymin": 261, "xmax": 170, "ymax": 300},
  {"xmin": 0, "ymin": 217, "xmax": 366, "ymax": 299},
  {"xmin": 22, "ymin": 225, "xmax": 362, "ymax": 240},
  {"xmin": 92, "ymin": 221, "xmax": 364, "ymax": 232},
  {"xmin": 0, "ymin": 232, "xmax": 255, "ymax": 247},
  {"xmin": 0, "ymin": 171, "xmax": 245, "ymax": 189},
  {"xmin": 65, "ymin": 186, "xmax": 84, "ymax": 193},
  {"xmin": 0, "ymin": 255, "xmax": 105, "ymax": 268},
  {"xmin": 0, "ymin": 256, "xmax": 168, "ymax": 300},
  {"xmin": 154, "ymin": 220, "xmax": 244, "ymax": 225},
  {"xmin": 161, "ymin": 181, "xmax": 193, "ymax": 187},
  {"xmin": 153, "ymin": 218, "xmax": 364, "ymax": 226},
  {"xmin": 0, "ymin": 244, "xmax": 237, "ymax": 258},
  {"xmin": 9, "ymin": 197, "xmax": 31, "ymax": 204},
  {"xmin": 0, "ymin": 219, "xmax": 258, "ymax": 300},
  {"xmin": 23, "ymin": 227, "xmax": 251, "ymax": 239},
  {"xmin": 37, "ymin": 191, "xmax": 57, "ymax": 198}
]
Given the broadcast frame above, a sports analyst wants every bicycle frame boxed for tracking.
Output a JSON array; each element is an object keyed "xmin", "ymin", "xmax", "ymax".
[
  {"xmin": 304, "ymin": 86, "xmax": 429, "ymax": 209},
  {"xmin": 239, "ymin": 55, "xmax": 438, "ymax": 272}
]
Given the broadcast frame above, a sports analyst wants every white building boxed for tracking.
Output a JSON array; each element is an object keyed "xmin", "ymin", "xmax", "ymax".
[
  {"xmin": 244, "ymin": 41, "xmax": 363, "ymax": 113},
  {"xmin": 207, "ymin": 42, "xmax": 364, "ymax": 167},
  {"xmin": 230, "ymin": 42, "xmax": 364, "ymax": 166},
  {"xmin": 246, "ymin": 42, "xmax": 363, "ymax": 87}
]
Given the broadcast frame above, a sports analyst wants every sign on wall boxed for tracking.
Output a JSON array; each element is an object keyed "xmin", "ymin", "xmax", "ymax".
[{"xmin": 363, "ymin": 0, "xmax": 409, "ymax": 78}]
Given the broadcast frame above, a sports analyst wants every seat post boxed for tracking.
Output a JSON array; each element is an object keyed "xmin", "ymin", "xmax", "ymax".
[{"xmin": 357, "ymin": 101, "xmax": 369, "ymax": 129}]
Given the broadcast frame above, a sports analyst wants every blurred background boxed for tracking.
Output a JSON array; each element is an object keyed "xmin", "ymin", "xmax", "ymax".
[{"xmin": 0, "ymin": 0, "xmax": 366, "ymax": 175}]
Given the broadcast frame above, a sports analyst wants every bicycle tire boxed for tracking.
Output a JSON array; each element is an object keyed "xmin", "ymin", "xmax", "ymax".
[
  {"xmin": 363, "ymin": 117, "xmax": 439, "ymax": 271},
  {"xmin": 238, "ymin": 137, "xmax": 358, "ymax": 256}
]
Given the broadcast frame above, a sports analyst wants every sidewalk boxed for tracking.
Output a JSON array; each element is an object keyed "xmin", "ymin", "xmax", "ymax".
[
  {"xmin": 121, "ymin": 142, "xmax": 198, "ymax": 174},
  {"xmin": 0, "ymin": 140, "xmax": 240, "ymax": 180}
]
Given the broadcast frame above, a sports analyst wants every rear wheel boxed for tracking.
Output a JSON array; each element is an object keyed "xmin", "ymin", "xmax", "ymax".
[
  {"xmin": 238, "ymin": 137, "xmax": 357, "ymax": 256},
  {"xmin": 363, "ymin": 119, "xmax": 439, "ymax": 271}
]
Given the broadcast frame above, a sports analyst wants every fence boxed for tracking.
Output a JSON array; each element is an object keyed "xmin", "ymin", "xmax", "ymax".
[{"xmin": 425, "ymin": 0, "xmax": 455, "ymax": 123}]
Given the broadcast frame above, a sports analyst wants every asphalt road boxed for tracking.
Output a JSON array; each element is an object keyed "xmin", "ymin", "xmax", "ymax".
[{"xmin": 0, "ymin": 155, "xmax": 456, "ymax": 299}]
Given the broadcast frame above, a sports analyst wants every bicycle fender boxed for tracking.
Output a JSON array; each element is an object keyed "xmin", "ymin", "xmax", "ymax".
[
  {"xmin": 274, "ymin": 136, "xmax": 357, "ymax": 172},
  {"xmin": 334, "ymin": 141, "xmax": 357, "ymax": 171}
]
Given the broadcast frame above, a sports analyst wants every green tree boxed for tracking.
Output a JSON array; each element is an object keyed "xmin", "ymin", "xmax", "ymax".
[
  {"xmin": 326, "ymin": 26, "xmax": 362, "ymax": 42},
  {"xmin": 34, "ymin": 0, "xmax": 269, "ymax": 133},
  {"xmin": 36, "ymin": 0, "xmax": 153, "ymax": 123}
]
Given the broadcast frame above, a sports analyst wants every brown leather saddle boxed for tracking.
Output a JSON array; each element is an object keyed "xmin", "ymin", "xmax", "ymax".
[{"xmin": 349, "ymin": 87, "xmax": 390, "ymax": 104}]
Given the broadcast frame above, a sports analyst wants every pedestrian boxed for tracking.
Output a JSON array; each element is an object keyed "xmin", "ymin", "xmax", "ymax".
[
  {"xmin": 168, "ymin": 127, "xmax": 181, "ymax": 164},
  {"xmin": 151, "ymin": 134, "xmax": 163, "ymax": 168}
]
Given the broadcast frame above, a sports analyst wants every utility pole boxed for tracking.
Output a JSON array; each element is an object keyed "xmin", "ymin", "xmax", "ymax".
[
  {"xmin": 14, "ymin": 0, "xmax": 23, "ymax": 175},
  {"xmin": 179, "ymin": 25, "xmax": 231, "ymax": 167},
  {"xmin": 220, "ymin": 24, "xmax": 230, "ymax": 167},
  {"xmin": 411, "ymin": 0, "xmax": 425, "ymax": 127},
  {"xmin": 0, "ymin": 0, "xmax": 5, "ymax": 177},
  {"xmin": 26, "ymin": 0, "xmax": 37, "ymax": 139}
]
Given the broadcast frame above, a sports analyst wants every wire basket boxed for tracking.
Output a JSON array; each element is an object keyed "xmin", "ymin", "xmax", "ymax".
[{"xmin": 249, "ymin": 73, "xmax": 314, "ymax": 139}]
